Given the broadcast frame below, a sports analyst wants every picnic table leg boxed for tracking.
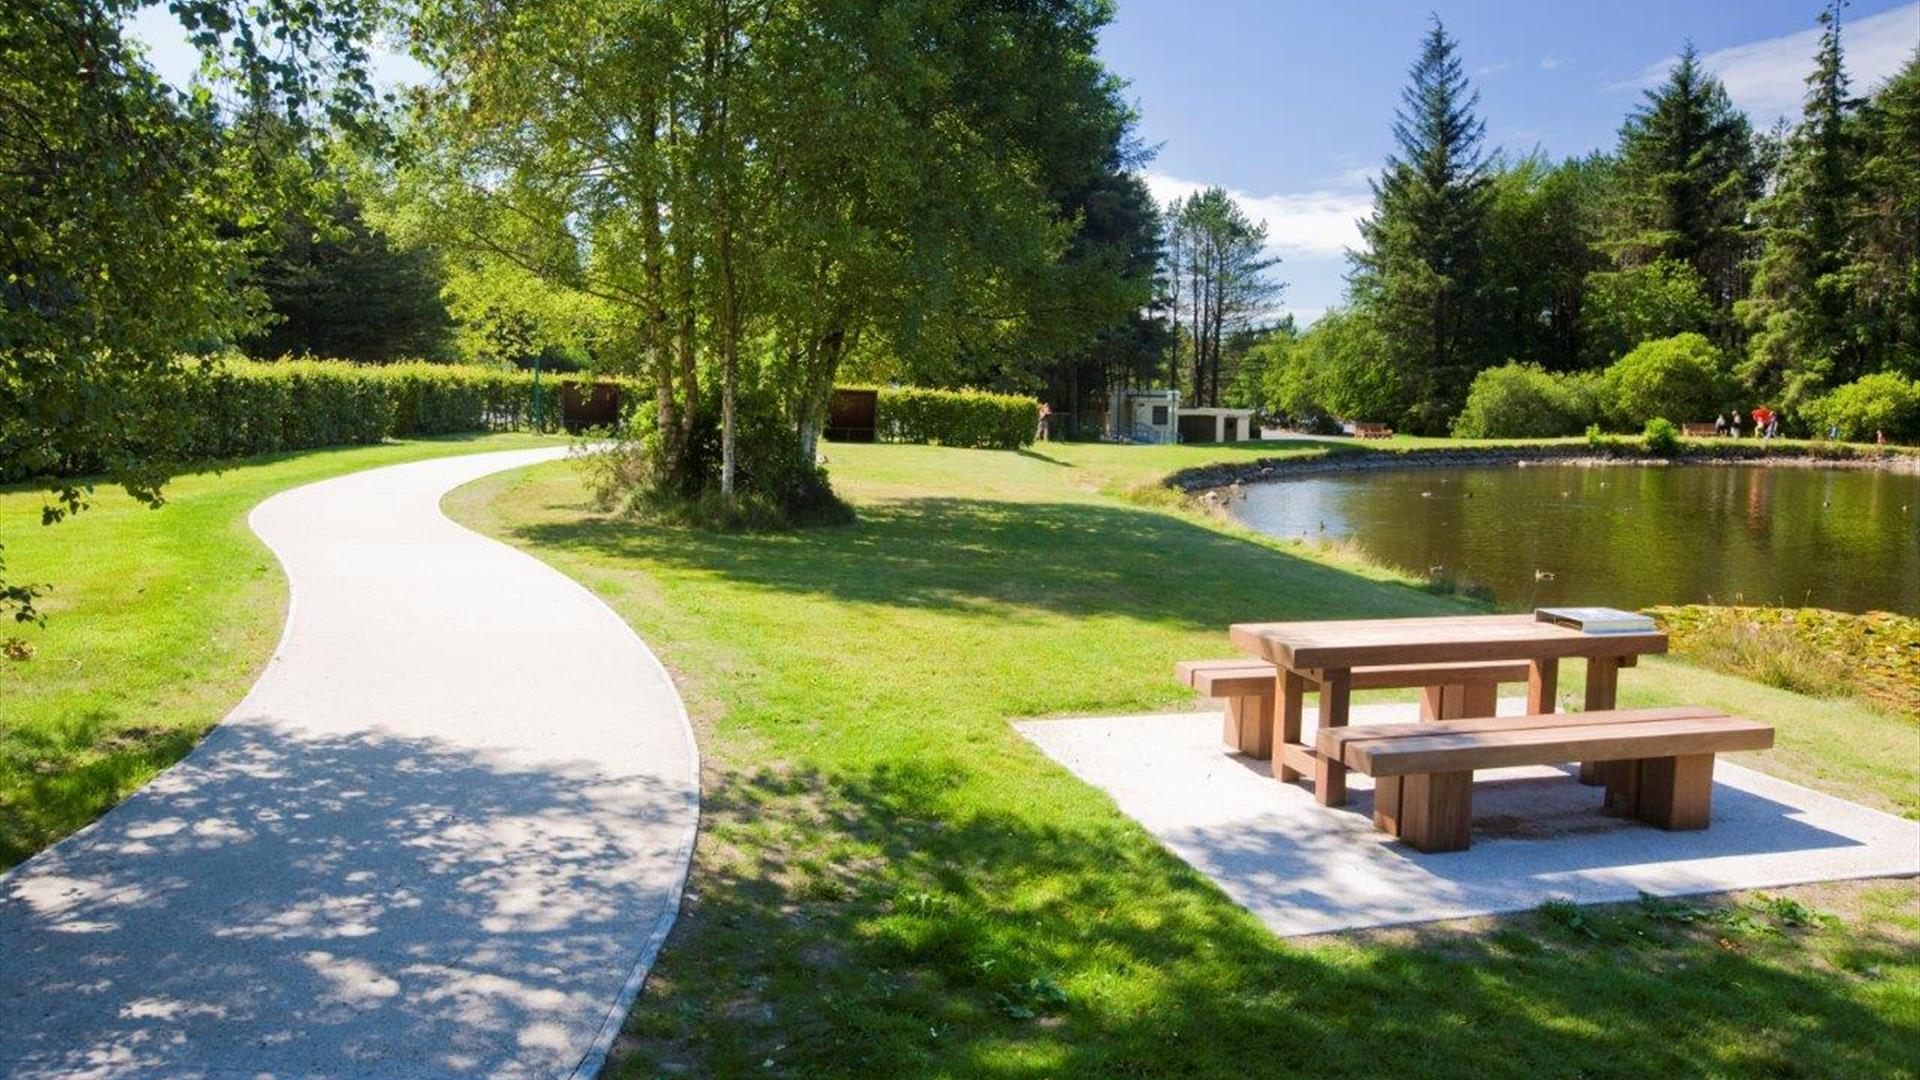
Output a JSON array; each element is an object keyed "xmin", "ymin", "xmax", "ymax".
[
  {"xmin": 1226, "ymin": 691, "xmax": 1274, "ymax": 759},
  {"xmin": 1420, "ymin": 681, "xmax": 1496, "ymax": 720},
  {"xmin": 1313, "ymin": 669, "xmax": 1353, "ymax": 807},
  {"xmin": 1460, "ymin": 679, "xmax": 1498, "ymax": 718},
  {"xmin": 1634, "ymin": 753, "xmax": 1715, "ymax": 830},
  {"xmin": 1275, "ymin": 670, "xmax": 1307, "ymax": 781},
  {"xmin": 1527, "ymin": 658, "xmax": 1559, "ymax": 714},
  {"xmin": 1579, "ymin": 657, "xmax": 1621, "ymax": 785}
]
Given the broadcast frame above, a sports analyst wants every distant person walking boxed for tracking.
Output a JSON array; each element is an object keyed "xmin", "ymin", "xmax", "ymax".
[
  {"xmin": 1877, "ymin": 429, "xmax": 1888, "ymax": 445},
  {"xmin": 1036, "ymin": 402, "xmax": 1052, "ymax": 442},
  {"xmin": 1715, "ymin": 413, "xmax": 1728, "ymax": 436}
]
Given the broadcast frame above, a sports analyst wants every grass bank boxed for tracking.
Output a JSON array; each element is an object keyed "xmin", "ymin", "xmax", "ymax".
[
  {"xmin": 450, "ymin": 439, "xmax": 1919, "ymax": 1078},
  {"xmin": 0, "ymin": 433, "xmax": 560, "ymax": 868}
]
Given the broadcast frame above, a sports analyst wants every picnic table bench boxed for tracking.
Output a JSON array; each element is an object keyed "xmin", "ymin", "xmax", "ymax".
[
  {"xmin": 1319, "ymin": 706, "xmax": 1774, "ymax": 851},
  {"xmin": 1351, "ymin": 422, "xmax": 1394, "ymax": 439},
  {"xmin": 1177, "ymin": 658, "xmax": 1533, "ymax": 758},
  {"xmin": 1228, "ymin": 614, "xmax": 1669, "ymax": 805}
]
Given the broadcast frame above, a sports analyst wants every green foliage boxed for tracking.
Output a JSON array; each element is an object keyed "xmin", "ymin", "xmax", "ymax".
[
  {"xmin": 397, "ymin": 0, "xmax": 1131, "ymax": 509},
  {"xmin": 1452, "ymin": 363, "xmax": 1601, "ymax": 438},
  {"xmin": 874, "ymin": 387, "xmax": 1041, "ymax": 450},
  {"xmin": 1801, "ymin": 372, "xmax": 1920, "ymax": 442},
  {"xmin": 1480, "ymin": 155, "xmax": 1609, "ymax": 372},
  {"xmin": 2, "ymin": 359, "xmax": 612, "ymax": 484},
  {"xmin": 1, "ymin": 0, "xmax": 374, "ymax": 620},
  {"xmin": 1642, "ymin": 417, "xmax": 1681, "ymax": 455},
  {"xmin": 1607, "ymin": 44, "xmax": 1760, "ymax": 308},
  {"xmin": 1739, "ymin": 5, "xmax": 1881, "ymax": 404},
  {"xmin": 247, "ymin": 189, "xmax": 455, "ymax": 363},
  {"xmin": 1349, "ymin": 17, "xmax": 1492, "ymax": 431},
  {"xmin": 1263, "ymin": 309, "xmax": 1405, "ymax": 427},
  {"xmin": 1603, "ymin": 333, "xmax": 1728, "ymax": 427},
  {"xmin": 1163, "ymin": 188, "xmax": 1281, "ymax": 406},
  {"xmin": 1580, "ymin": 259, "xmax": 1717, "ymax": 367}
]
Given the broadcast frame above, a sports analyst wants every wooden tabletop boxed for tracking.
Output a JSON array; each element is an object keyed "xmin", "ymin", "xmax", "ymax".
[{"xmin": 1229, "ymin": 613, "xmax": 1667, "ymax": 670}]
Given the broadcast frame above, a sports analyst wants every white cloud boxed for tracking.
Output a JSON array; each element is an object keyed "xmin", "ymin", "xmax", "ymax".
[
  {"xmin": 1473, "ymin": 61, "xmax": 1513, "ymax": 77},
  {"xmin": 1142, "ymin": 171, "xmax": 1372, "ymax": 259},
  {"xmin": 1619, "ymin": 3, "xmax": 1919, "ymax": 121},
  {"xmin": 1540, "ymin": 55, "xmax": 1563, "ymax": 71}
]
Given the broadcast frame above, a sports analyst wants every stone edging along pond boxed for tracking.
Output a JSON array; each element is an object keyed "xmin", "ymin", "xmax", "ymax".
[{"xmin": 1165, "ymin": 440, "xmax": 1920, "ymax": 494}]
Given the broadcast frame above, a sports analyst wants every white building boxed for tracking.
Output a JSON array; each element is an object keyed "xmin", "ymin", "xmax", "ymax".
[{"xmin": 1103, "ymin": 389, "xmax": 1255, "ymax": 444}]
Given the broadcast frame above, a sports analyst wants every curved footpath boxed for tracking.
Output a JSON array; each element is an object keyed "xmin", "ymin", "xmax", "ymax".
[{"xmin": 0, "ymin": 448, "xmax": 699, "ymax": 1079}]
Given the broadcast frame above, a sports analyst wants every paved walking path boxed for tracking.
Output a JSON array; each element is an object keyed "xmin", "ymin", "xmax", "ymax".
[{"xmin": 0, "ymin": 448, "xmax": 699, "ymax": 1079}]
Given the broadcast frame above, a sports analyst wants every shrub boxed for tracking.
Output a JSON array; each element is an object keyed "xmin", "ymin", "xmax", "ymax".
[
  {"xmin": 579, "ymin": 388, "xmax": 851, "ymax": 527},
  {"xmin": 874, "ymin": 386, "xmax": 1040, "ymax": 449},
  {"xmin": 1602, "ymin": 332, "xmax": 1728, "ymax": 429},
  {"xmin": 1801, "ymin": 372, "xmax": 1920, "ymax": 443},
  {"xmin": 1452, "ymin": 363, "xmax": 1602, "ymax": 438},
  {"xmin": 1642, "ymin": 417, "xmax": 1681, "ymax": 456}
]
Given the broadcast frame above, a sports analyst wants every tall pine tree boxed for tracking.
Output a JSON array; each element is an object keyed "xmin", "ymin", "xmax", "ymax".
[
  {"xmin": 1351, "ymin": 17, "xmax": 1491, "ymax": 432},
  {"xmin": 1608, "ymin": 43, "xmax": 1760, "ymax": 317},
  {"xmin": 1849, "ymin": 50, "xmax": 1920, "ymax": 376},
  {"xmin": 1740, "ymin": 1, "xmax": 1864, "ymax": 404}
]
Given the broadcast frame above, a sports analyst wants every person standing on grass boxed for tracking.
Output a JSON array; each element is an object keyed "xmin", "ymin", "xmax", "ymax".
[
  {"xmin": 1036, "ymin": 402, "xmax": 1051, "ymax": 442},
  {"xmin": 1878, "ymin": 429, "xmax": 1888, "ymax": 445},
  {"xmin": 1715, "ymin": 413, "xmax": 1729, "ymax": 436}
]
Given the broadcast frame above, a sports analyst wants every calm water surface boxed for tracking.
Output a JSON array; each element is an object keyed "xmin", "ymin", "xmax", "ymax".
[{"xmin": 1231, "ymin": 464, "xmax": 1920, "ymax": 615}]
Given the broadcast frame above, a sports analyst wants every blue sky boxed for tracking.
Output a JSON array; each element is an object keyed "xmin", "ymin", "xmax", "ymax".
[
  {"xmin": 1102, "ymin": 0, "xmax": 1920, "ymax": 322},
  {"xmin": 127, "ymin": 1, "xmax": 1919, "ymax": 325}
]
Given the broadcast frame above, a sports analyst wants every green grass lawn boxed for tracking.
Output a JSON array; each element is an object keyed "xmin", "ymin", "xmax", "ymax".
[
  {"xmin": 447, "ymin": 440, "xmax": 1920, "ymax": 1079},
  {"xmin": 0, "ymin": 433, "xmax": 561, "ymax": 868}
]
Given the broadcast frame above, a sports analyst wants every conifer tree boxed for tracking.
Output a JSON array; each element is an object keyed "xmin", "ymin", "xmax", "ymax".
[
  {"xmin": 1608, "ymin": 43, "xmax": 1760, "ymax": 314},
  {"xmin": 1741, "ymin": 1, "xmax": 1865, "ymax": 404},
  {"xmin": 1351, "ymin": 16, "xmax": 1492, "ymax": 431}
]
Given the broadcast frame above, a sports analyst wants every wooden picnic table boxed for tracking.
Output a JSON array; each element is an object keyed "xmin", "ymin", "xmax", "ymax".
[{"xmin": 1228, "ymin": 614, "xmax": 1668, "ymax": 806}]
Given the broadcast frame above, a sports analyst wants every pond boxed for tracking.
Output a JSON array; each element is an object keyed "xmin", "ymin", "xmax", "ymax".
[{"xmin": 1230, "ymin": 463, "xmax": 1920, "ymax": 615}]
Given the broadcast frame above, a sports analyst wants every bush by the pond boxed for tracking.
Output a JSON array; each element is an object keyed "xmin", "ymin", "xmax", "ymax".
[
  {"xmin": 1642, "ymin": 417, "xmax": 1681, "ymax": 456},
  {"xmin": 874, "ymin": 386, "xmax": 1039, "ymax": 449},
  {"xmin": 1802, "ymin": 372, "xmax": 1920, "ymax": 442},
  {"xmin": 1452, "ymin": 363, "xmax": 1601, "ymax": 438},
  {"xmin": 1603, "ymin": 332, "xmax": 1728, "ymax": 429}
]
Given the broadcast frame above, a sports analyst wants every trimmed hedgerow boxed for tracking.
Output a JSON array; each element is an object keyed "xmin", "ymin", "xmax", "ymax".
[
  {"xmin": 873, "ymin": 386, "xmax": 1040, "ymax": 450},
  {"xmin": 4, "ymin": 358, "xmax": 623, "ymax": 483}
]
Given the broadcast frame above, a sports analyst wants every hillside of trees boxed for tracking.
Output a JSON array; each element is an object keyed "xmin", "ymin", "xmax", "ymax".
[{"xmin": 1247, "ymin": 6, "xmax": 1920, "ymax": 438}]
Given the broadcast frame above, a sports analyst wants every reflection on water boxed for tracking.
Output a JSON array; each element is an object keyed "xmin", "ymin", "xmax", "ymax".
[{"xmin": 1230, "ymin": 464, "xmax": 1920, "ymax": 614}]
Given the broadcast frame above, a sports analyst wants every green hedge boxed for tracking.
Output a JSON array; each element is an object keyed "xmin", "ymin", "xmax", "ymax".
[
  {"xmin": 872, "ymin": 386, "xmax": 1039, "ymax": 449},
  {"xmin": 9, "ymin": 358, "xmax": 625, "ymax": 482}
]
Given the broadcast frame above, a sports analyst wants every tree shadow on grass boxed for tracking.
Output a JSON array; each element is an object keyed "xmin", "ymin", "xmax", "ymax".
[
  {"xmin": 509, "ymin": 496, "xmax": 1451, "ymax": 633},
  {"xmin": 620, "ymin": 758, "xmax": 1920, "ymax": 1079}
]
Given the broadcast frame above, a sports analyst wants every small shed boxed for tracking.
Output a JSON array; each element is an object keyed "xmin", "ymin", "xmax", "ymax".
[
  {"xmin": 825, "ymin": 387, "xmax": 879, "ymax": 442},
  {"xmin": 1105, "ymin": 389, "xmax": 1180, "ymax": 444},
  {"xmin": 1177, "ymin": 407, "xmax": 1258, "ymax": 443},
  {"xmin": 560, "ymin": 381, "xmax": 622, "ymax": 432}
]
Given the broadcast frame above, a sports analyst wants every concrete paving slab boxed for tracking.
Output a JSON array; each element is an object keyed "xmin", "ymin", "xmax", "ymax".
[
  {"xmin": 0, "ymin": 448, "xmax": 699, "ymax": 1079},
  {"xmin": 1017, "ymin": 703, "xmax": 1919, "ymax": 937}
]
